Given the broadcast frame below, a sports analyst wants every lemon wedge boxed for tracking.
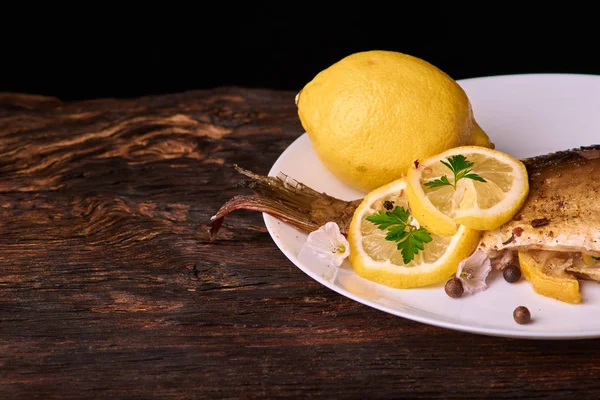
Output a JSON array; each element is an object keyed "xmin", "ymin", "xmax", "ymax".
[
  {"xmin": 347, "ymin": 178, "xmax": 481, "ymax": 289},
  {"xmin": 583, "ymin": 254, "xmax": 600, "ymax": 266},
  {"xmin": 406, "ymin": 146, "xmax": 529, "ymax": 236},
  {"xmin": 518, "ymin": 250, "xmax": 581, "ymax": 304}
]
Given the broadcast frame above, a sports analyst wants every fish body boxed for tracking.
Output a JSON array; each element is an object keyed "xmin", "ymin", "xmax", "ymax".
[
  {"xmin": 210, "ymin": 145, "xmax": 600, "ymax": 281},
  {"xmin": 479, "ymin": 145, "xmax": 600, "ymax": 258}
]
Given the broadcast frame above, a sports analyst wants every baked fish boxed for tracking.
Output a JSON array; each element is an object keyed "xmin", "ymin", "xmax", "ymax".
[{"xmin": 210, "ymin": 145, "xmax": 600, "ymax": 279}]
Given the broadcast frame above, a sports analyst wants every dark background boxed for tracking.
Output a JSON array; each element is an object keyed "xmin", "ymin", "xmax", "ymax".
[{"xmin": 3, "ymin": 9, "xmax": 599, "ymax": 101}]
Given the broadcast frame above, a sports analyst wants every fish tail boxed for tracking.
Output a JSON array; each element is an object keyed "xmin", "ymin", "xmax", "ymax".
[{"xmin": 208, "ymin": 165, "xmax": 341, "ymax": 240}]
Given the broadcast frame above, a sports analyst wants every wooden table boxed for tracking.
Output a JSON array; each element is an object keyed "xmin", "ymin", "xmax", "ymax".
[{"xmin": 1, "ymin": 88, "xmax": 598, "ymax": 399}]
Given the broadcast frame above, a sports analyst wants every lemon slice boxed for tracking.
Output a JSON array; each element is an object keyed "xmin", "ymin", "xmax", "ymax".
[
  {"xmin": 347, "ymin": 178, "xmax": 481, "ymax": 289},
  {"xmin": 406, "ymin": 146, "xmax": 529, "ymax": 236},
  {"xmin": 518, "ymin": 251, "xmax": 581, "ymax": 304}
]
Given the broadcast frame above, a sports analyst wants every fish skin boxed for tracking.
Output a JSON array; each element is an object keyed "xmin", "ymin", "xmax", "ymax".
[{"xmin": 479, "ymin": 145, "xmax": 600, "ymax": 257}]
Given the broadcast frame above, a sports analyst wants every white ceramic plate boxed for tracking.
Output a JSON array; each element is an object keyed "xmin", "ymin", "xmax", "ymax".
[{"xmin": 264, "ymin": 73, "xmax": 600, "ymax": 340}]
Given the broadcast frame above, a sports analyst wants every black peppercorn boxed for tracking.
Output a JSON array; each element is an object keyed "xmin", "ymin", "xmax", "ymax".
[
  {"xmin": 513, "ymin": 306, "xmax": 531, "ymax": 324},
  {"xmin": 503, "ymin": 264, "xmax": 522, "ymax": 283},
  {"xmin": 445, "ymin": 277, "xmax": 464, "ymax": 298},
  {"xmin": 383, "ymin": 200, "xmax": 394, "ymax": 210}
]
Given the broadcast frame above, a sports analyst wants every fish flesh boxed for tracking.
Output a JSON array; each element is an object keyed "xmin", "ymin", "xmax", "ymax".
[{"xmin": 210, "ymin": 145, "xmax": 600, "ymax": 279}]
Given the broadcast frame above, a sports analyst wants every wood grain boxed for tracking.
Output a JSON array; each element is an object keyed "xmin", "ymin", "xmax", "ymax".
[{"xmin": 1, "ymin": 88, "xmax": 600, "ymax": 399}]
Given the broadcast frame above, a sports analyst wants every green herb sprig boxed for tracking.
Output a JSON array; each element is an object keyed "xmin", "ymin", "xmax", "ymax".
[
  {"xmin": 424, "ymin": 155, "xmax": 486, "ymax": 190},
  {"xmin": 366, "ymin": 206, "xmax": 432, "ymax": 264}
]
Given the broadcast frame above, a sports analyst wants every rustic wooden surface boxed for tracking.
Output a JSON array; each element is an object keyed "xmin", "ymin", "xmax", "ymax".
[{"xmin": 1, "ymin": 88, "xmax": 600, "ymax": 399}]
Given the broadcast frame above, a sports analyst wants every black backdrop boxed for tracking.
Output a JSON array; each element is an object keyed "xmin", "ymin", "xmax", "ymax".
[{"xmin": 3, "ymin": 8, "xmax": 599, "ymax": 101}]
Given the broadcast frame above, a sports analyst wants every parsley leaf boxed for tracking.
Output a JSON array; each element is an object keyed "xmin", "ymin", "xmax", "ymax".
[
  {"xmin": 399, "ymin": 228, "xmax": 433, "ymax": 264},
  {"xmin": 385, "ymin": 226, "xmax": 409, "ymax": 242},
  {"xmin": 366, "ymin": 206, "xmax": 409, "ymax": 229},
  {"xmin": 424, "ymin": 154, "xmax": 487, "ymax": 189},
  {"xmin": 425, "ymin": 175, "xmax": 451, "ymax": 189},
  {"xmin": 366, "ymin": 206, "xmax": 432, "ymax": 264},
  {"xmin": 464, "ymin": 173, "xmax": 487, "ymax": 183}
]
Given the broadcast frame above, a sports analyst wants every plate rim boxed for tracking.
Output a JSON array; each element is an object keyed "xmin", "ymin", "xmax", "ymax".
[{"xmin": 263, "ymin": 72, "xmax": 600, "ymax": 340}]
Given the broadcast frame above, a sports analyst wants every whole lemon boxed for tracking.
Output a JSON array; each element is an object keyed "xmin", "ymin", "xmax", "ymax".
[{"xmin": 296, "ymin": 50, "xmax": 493, "ymax": 193}]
